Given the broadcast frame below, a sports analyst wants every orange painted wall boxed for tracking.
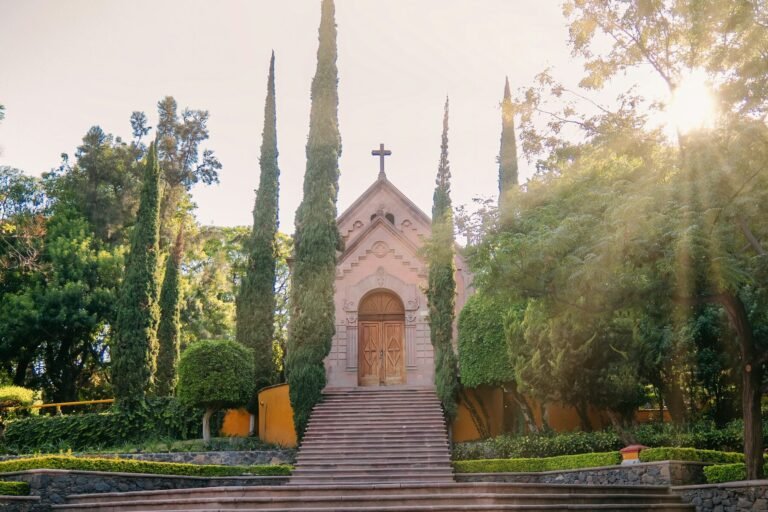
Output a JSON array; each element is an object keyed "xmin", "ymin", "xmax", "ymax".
[
  {"xmin": 220, "ymin": 408, "xmax": 252, "ymax": 437},
  {"xmin": 452, "ymin": 386, "xmax": 504, "ymax": 442},
  {"xmin": 258, "ymin": 383, "xmax": 298, "ymax": 447}
]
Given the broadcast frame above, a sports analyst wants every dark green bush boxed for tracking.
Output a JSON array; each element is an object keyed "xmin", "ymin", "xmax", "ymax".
[
  {"xmin": 453, "ymin": 420, "xmax": 761, "ymax": 460},
  {"xmin": 0, "ymin": 455, "xmax": 292, "ymax": 477},
  {"xmin": 453, "ymin": 430, "xmax": 623, "ymax": 460},
  {"xmin": 454, "ymin": 451, "xmax": 621, "ymax": 473},
  {"xmin": 0, "ymin": 481, "xmax": 30, "ymax": 496},
  {"xmin": 704, "ymin": 463, "xmax": 749, "ymax": 483},
  {"xmin": 640, "ymin": 447, "xmax": 744, "ymax": 464},
  {"xmin": 2, "ymin": 397, "xmax": 202, "ymax": 453}
]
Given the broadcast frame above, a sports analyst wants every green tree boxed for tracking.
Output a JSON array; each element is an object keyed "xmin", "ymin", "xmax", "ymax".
[
  {"xmin": 177, "ymin": 339, "xmax": 255, "ymax": 442},
  {"xmin": 426, "ymin": 98, "xmax": 460, "ymax": 420},
  {"xmin": 156, "ymin": 227, "xmax": 184, "ymax": 396},
  {"xmin": 286, "ymin": 0, "xmax": 342, "ymax": 439},
  {"xmin": 236, "ymin": 52, "xmax": 280, "ymax": 391},
  {"xmin": 112, "ymin": 143, "xmax": 161, "ymax": 403},
  {"xmin": 498, "ymin": 77, "xmax": 519, "ymax": 209}
]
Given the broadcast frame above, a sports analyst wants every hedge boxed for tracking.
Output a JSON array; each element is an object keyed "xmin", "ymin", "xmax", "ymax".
[
  {"xmin": 454, "ymin": 451, "xmax": 621, "ymax": 473},
  {"xmin": 2, "ymin": 397, "xmax": 202, "ymax": 453},
  {"xmin": 453, "ymin": 420, "xmax": 759, "ymax": 460},
  {"xmin": 704, "ymin": 463, "xmax": 750, "ymax": 484},
  {"xmin": 0, "ymin": 456, "xmax": 292, "ymax": 477},
  {"xmin": 640, "ymin": 447, "xmax": 744, "ymax": 464},
  {"xmin": 0, "ymin": 481, "xmax": 30, "ymax": 496},
  {"xmin": 0, "ymin": 386, "xmax": 35, "ymax": 409}
]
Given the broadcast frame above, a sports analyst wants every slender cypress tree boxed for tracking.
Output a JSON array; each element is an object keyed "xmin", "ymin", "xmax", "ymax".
[
  {"xmin": 156, "ymin": 225, "xmax": 184, "ymax": 396},
  {"xmin": 498, "ymin": 77, "xmax": 519, "ymax": 208},
  {"xmin": 236, "ymin": 52, "xmax": 280, "ymax": 391},
  {"xmin": 113, "ymin": 142, "xmax": 161, "ymax": 403},
  {"xmin": 427, "ymin": 98, "xmax": 460, "ymax": 420},
  {"xmin": 286, "ymin": 0, "xmax": 342, "ymax": 439}
]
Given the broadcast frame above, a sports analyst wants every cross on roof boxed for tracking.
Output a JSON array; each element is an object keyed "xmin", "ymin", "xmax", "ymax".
[{"xmin": 371, "ymin": 143, "xmax": 391, "ymax": 179}]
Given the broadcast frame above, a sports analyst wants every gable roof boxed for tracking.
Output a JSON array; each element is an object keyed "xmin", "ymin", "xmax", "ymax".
[
  {"xmin": 337, "ymin": 176, "xmax": 432, "ymax": 227},
  {"xmin": 339, "ymin": 214, "xmax": 423, "ymax": 265}
]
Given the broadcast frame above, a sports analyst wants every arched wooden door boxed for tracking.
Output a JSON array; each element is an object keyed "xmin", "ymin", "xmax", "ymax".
[{"xmin": 358, "ymin": 291, "xmax": 406, "ymax": 386}]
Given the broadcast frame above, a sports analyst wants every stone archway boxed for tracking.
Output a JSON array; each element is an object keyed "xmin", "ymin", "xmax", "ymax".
[{"xmin": 357, "ymin": 290, "xmax": 406, "ymax": 386}]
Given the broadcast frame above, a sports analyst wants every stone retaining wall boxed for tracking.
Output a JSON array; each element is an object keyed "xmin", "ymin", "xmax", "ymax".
[
  {"xmin": 0, "ymin": 469, "xmax": 288, "ymax": 512},
  {"xmin": 0, "ymin": 450, "xmax": 295, "ymax": 466},
  {"xmin": 455, "ymin": 460, "xmax": 709, "ymax": 486},
  {"xmin": 673, "ymin": 480, "xmax": 768, "ymax": 511},
  {"xmin": 0, "ymin": 496, "xmax": 39, "ymax": 512}
]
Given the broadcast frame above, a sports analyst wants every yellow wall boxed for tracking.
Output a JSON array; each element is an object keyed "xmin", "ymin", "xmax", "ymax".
[
  {"xmin": 220, "ymin": 408, "xmax": 252, "ymax": 437},
  {"xmin": 258, "ymin": 383, "xmax": 298, "ymax": 447}
]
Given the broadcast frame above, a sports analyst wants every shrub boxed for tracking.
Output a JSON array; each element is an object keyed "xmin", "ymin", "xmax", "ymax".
[
  {"xmin": 178, "ymin": 340, "xmax": 255, "ymax": 442},
  {"xmin": 453, "ymin": 430, "xmax": 623, "ymax": 460},
  {"xmin": 0, "ymin": 386, "xmax": 34, "ymax": 409},
  {"xmin": 704, "ymin": 463, "xmax": 749, "ymax": 483},
  {"xmin": 2, "ymin": 397, "xmax": 201, "ymax": 453},
  {"xmin": 0, "ymin": 455, "xmax": 292, "ymax": 477},
  {"xmin": 454, "ymin": 451, "xmax": 621, "ymax": 473},
  {"xmin": 640, "ymin": 447, "xmax": 744, "ymax": 464},
  {"xmin": 0, "ymin": 481, "xmax": 29, "ymax": 496}
]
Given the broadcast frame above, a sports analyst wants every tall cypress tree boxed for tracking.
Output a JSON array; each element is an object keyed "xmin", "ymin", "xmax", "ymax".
[
  {"xmin": 427, "ymin": 98, "xmax": 460, "ymax": 420},
  {"xmin": 286, "ymin": 0, "xmax": 342, "ymax": 439},
  {"xmin": 498, "ymin": 77, "xmax": 519, "ymax": 208},
  {"xmin": 113, "ymin": 142, "xmax": 161, "ymax": 403},
  {"xmin": 236, "ymin": 52, "xmax": 280, "ymax": 391},
  {"xmin": 156, "ymin": 225, "xmax": 184, "ymax": 396}
]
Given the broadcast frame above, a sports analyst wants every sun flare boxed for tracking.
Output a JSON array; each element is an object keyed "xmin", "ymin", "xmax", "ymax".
[{"xmin": 666, "ymin": 69, "xmax": 718, "ymax": 135}]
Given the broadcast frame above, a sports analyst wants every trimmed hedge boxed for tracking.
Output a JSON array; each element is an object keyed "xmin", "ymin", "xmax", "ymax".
[
  {"xmin": 454, "ymin": 451, "xmax": 621, "ymax": 473},
  {"xmin": 640, "ymin": 447, "xmax": 744, "ymax": 464},
  {"xmin": 0, "ymin": 386, "xmax": 34, "ymax": 409},
  {"xmin": 0, "ymin": 481, "xmax": 30, "ymax": 496},
  {"xmin": 453, "ymin": 420, "xmax": 761, "ymax": 460},
  {"xmin": 0, "ymin": 456, "xmax": 292, "ymax": 477},
  {"xmin": 704, "ymin": 463, "xmax": 749, "ymax": 484},
  {"xmin": 2, "ymin": 398, "xmax": 202, "ymax": 453}
]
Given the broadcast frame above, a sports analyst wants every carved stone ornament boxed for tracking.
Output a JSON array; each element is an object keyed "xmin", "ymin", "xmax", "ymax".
[
  {"xmin": 406, "ymin": 296, "xmax": 419, "ymax": 310},
  {"xmin": 343, "ymin": 299, "xmax": 356, "ymax": 312},
  {"xmin": 375, "ymin": 267, "xmax": 387, "ymax": 287},
  {"xmin": 406, "ymin": 312, "xmax": 417, "ymax": 323},
  {"xmin": 347, "ymin": 313, "xmax": 357, "ymax": 326},
  {"xmin": 401, "ymin": 219, "xmax": 412, "ymax": 228},
  {"xmin": 371, "ymin": 241, "xmax": 389, "ymax": 258},
  {"xmin": 353, "ymin": 220, "xmax": 363, "ymax": 229}
]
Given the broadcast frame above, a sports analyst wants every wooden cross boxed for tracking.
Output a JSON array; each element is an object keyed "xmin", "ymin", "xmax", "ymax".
[{"xmin": 371, "ymin": 143, "xmax": 391, "ymax": 179}]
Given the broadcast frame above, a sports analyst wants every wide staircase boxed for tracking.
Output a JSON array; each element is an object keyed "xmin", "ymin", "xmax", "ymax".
[{"xmin": 53, "ymin": 387, "xmax": 695, "ymax": 511}]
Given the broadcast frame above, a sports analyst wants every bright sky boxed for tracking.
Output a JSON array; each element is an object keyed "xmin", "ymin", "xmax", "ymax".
[{"xmin": 0, "ymin": 0, "xmax": 605, "ymax": 231}]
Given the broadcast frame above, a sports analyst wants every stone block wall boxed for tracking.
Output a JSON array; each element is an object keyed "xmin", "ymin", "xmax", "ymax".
[
  {"xmin": 0, "ymin": 469, "xmax": 288, "ymax": 511},
  {"xmin": 674, "ymin": 481, "xmax": 768, "ymax": 511},
  {"xmin": 455, "ymin": 461, "xmax": 709, "ymax": 486}
]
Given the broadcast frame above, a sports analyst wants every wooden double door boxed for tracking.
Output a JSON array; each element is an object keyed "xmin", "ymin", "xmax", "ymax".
[{"xmin": 358, "ymin": 291, "xmax": 405, "ymax": 386}]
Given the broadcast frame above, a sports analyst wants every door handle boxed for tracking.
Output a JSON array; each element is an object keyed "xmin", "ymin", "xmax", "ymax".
[{"xmin": 380, "ymin": 349, "xmax": 384, "ymax": 359}]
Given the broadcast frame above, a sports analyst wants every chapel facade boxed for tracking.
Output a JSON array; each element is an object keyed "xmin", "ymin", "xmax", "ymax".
[{"xmin": 324, "ymin": 167, "xmax": 471, "ymax": 388}]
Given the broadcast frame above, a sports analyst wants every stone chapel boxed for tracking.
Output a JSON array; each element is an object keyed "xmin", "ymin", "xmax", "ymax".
[{"xmin": 324, "ymin": 150, "xmax": 471, "ymax": 388}]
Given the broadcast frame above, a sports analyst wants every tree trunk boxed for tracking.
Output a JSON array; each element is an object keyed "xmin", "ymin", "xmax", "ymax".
[
  {"xmin": 575, "ymin": 401, "xmax": 593, "ymax": 432},
  {"xmin": 719, "ymin": 292, "xmax": 764, "ymax": 480},
  {"xmin": 458, "ymin": 389, "xmax": 490, "ymax": 438},
  {"xmin": 202, "ymin": 407, "xmax": 214, "ymax": 443},
  {"xmin": 664, "ymin": 378, "xmax": 687, "ymax": 425},
  {"xmin": 504, "ymin": 383, "xmax": 539, "ymax": 434}
]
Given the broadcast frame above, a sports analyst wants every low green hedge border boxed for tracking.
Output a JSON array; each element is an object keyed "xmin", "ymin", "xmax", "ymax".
[
  {"xmin": 704, "ymin": 463, "xmax": 748, "ymax": 483},
  {"xmin": 454, "ymin": 451, "xmax": 621, "ymax": 473},
  {"xmin": 0, "ymin": 481, "xmax": 30, "ymax": 496},
  {"xmin": 639, "ymin": 447, "xmax": 744, "ymax": 464},
  {"xmin": 0, "ymin": 456, "xmax": 292, "ymax": 477}
]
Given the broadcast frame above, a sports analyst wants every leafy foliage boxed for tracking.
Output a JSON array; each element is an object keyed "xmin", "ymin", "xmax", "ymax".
[
  {"xmin": 237, "ymin": 53, "xmax": 280, "ymax": 392},
  {"xmin": 112, "ymin": 144, "xmax": 161, "ymax": 403},
  {"xmin": 454, "ymin": 451, "xmax": 620, "ymax": 473},
  {"xmin": 0, "ymin": 386, "xmax": 34, "ymax": 409},
  {"xmin": 704, "ymin": 463, "xmax": 755, "ymax": 484},
  {"xmin": 156, "ymin": 229, "xmax": 184, "ymax": 396},
  {"xmin": 0, "ymin": 455, "xmax": 291, "ymax": 477},
  {"xmin": 427, "ymin": 98, "xmax": 460, "ymax": 420},
  {"xmin": 457, "ymin": 294, "xmax": 515, "ymax": 388},
  {"xmin": 498, "ymin": 77, "xmax": 518, "ymax": 208},
  {"xmin": 286, "ymin": 0, "xmax": 342, "ymax": 439},
  {"xmin": 2, "ymin": 398, "xmax": 201, "ymax": 453},
  {"xmin": 0, "ymin": 481, "xmax": 29, "ymax": 496},
  {"xmin": 639, "ymin": 447, "xmax": 744, "ymax": 464},
  {"xmin": 177, "ymin": 340, "xmax": 254, "ymax": 441}
]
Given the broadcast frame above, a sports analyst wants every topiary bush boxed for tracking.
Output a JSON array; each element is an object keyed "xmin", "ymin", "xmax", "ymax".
[
  {"xmin": 178, "ymin": 340, "xmax": 255, "ymax": 442},
  {"xmin": 454, "ymin": 451, "xmax": 621, "ymax": 473},
  {"xmin": 704, "ymin": 463, "xmax": 749, "ymax": 483},
  {"xmin": 2, "ymin": 397, "xmax": 201, "ymax": 453},
  {"xmin": 640, "ymin": 447, "xmax": 744, "ymax": 464},
  {"xmin": 0, "ymin": 455, "xmax": 291, "ymax": 477},
  {"xmin": 0, "ymin": 481, "xmax": 29, "ymax": 496}
]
